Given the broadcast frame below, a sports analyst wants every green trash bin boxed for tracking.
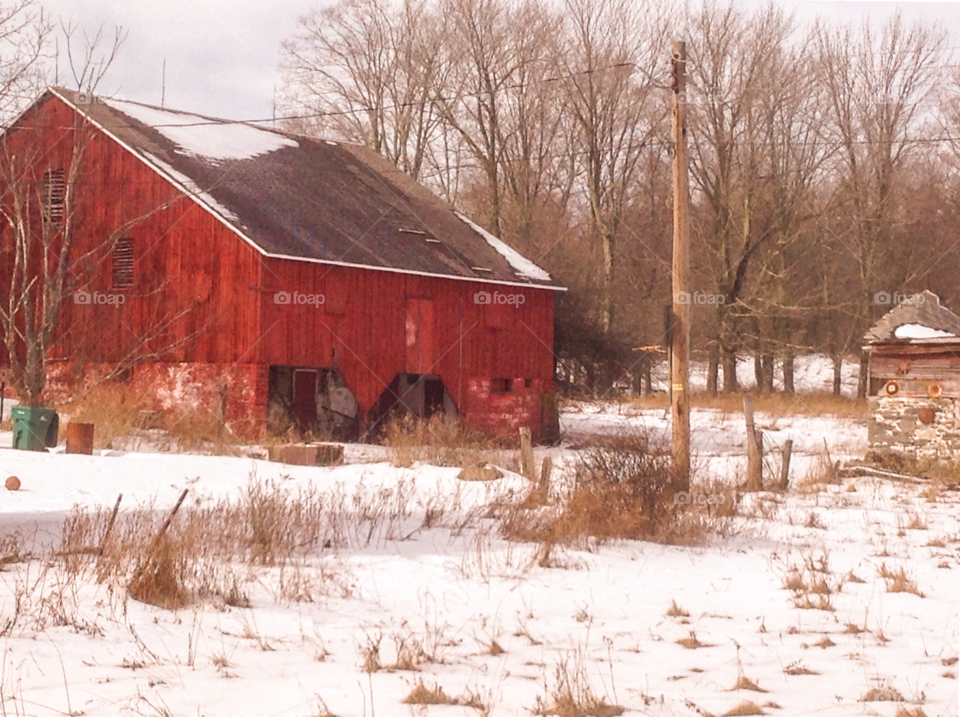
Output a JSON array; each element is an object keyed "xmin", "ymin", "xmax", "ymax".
[{"xmin": 12, "ymin": 406, "xmax": 59, "ymax": 451}]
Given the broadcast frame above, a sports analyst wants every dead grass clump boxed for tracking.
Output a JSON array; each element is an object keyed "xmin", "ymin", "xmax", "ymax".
[
  {"xmin": 360, "ymin": 634, "xmax": 383, "ymax": 673},
  {"xmin": 505, "ymin": 430, "xmax": 718, "ymax": 546},
  {"xmin": 878, "ymin": 564, "xmax": 925, "ymax": 597},
  {"xmin": 784, "ymin": 662, "xmax": 818, "ymax": 676},
  {"xmin": 723, "ymin": 701, "xmax": 765, "ymax": 716},
  {"xmin": 488, "ymin": 639, "xmax": 505, "ymax": 656},
  {"xmin": 381, "ymin": 413, "xmax": 514, "ymax": 469},
  {"xmin": 846, "ymin": 570, "xmax": 866, "ymax": 583},
  {"xmin": 729, "ymin": 675, "xmax": 767, "ymax": 692},
  {"xmin": 782, "ymin": 570, "xmax": 806, "ymax": 592},
  {"xmin": 895, "ymin": 708, "xmax": 927, "ymax": 717},
  {"xmin": 676, "ymin": 632, "xmax": 709, "ymax": 649},
  {"xmin": 57, "ymin": 381, "xmax": 154, "ymax": 447},
  {"xmin": 666, "ymin": 600, "xmax": 690, "ymax": 618},
  {"xmin": 402, "ymin": 681, "xmax": 458, "ymax": 705},
  {"xmin": 534, "ymin": 654, "xmax": 624, "ymax": 717},
  {"xmin": 798, "ymin": 441, "xmax": 840, "ymax": 493},
  {"xmin": 861, "ymin": 687, "xmax": 904, "ymax": 703},
  {"xmin": 128, "ymin": 534, "xmax": 188, "ymax": 609}
]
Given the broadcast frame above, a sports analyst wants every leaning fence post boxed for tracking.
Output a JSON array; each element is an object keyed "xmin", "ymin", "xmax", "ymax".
[
  {"xmin": 743, "ymin": 395, "xmax": 763, "ymax": 491},
  {"xmin": 779, "ymin": 439, "xmax": 793, "ymax": 491},
  {"xmin": 519, "ymin": 427, "xmax": 535, "ymax": 481}
]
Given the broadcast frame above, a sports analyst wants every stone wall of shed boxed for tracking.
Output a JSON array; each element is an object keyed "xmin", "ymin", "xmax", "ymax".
[{"xmin": 868, "ymin": 395, "xmax": 960, "ymax": 459}]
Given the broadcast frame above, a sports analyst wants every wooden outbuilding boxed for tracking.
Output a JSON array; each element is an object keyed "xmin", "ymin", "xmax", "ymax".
[
  {"xmin": 0, "ymin": 88, "xmax": 563, "ymax": 440},
  {"xmin": 863, "ymin": 290, "xmax": 960, "ymax": 462}
]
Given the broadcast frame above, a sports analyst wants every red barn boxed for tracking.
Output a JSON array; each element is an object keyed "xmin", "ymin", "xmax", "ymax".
[{"xmin": 0, "ymin": 88, "xmax": 562, "ymax": 441}]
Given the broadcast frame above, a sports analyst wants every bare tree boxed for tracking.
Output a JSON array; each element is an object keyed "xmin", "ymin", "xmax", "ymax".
[
  {"xmin": 553, "ymin": 0, "xmax": 668, "ymax": 336},
  {"xmin": 685, "ymin": 1, "xmax": 795, "ymax": 393},
  {"xmin": 815, "ymin": 13, "xmax": 945, "ymax": 396},
  {"xmin": 0, "ymin": 0, "xmax": 49, "ymax": 122},
  {"xmin": 280, "ymin": 0, "xmax": 448, "ymax": 180}
]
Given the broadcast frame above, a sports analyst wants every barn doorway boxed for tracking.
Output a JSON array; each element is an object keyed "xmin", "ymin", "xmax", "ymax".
[
  {"xmin": 368, "ymin": 372, "xmax": 458, "ymax": 439},
  {"xmin": 267, "ymin": 366, "xmax": 359, "ymax": 440},
  {"xmin": 292, "ymin": 369, "xmax": 318, "ymax": 433}
]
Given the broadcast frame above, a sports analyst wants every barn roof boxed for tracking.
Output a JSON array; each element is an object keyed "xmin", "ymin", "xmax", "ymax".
[
  {"xmin": 863, "ymin": 291, "xmax": 960, "ymax": 345},
  {"xmin": 45, "ymin": 88, "xmax": 561, "ymax": 291}
]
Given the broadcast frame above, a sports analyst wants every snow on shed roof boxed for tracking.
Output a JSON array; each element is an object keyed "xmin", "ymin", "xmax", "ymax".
[
  {"xmin": 48, "ymin": 88, "xmax": 561, "ymax": 291},
  {"xmin": 863, "ymin": 290, "xmax": 960, "ymax": 344}
]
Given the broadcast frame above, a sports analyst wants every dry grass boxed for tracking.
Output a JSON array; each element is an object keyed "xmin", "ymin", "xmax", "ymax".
[
  {"xmin": 878, "ymin": 563, "xmax": 925, "ymax": 597},
  {"xmin": 723, "ymin": 700, "xmax": 765, "ymax": 716},
  {"xmin": 895, "ymin": 708, "xmax": 928, "ymax": 717},
  {"xmin": 381, "ymin": 413, "xmax": 516, "ymax": 469},
  {"xmin": 665, "ymin": 600, "xmax": 690, "ymax": 618},
  {"xmin": 58, "ymin": 381, "xmax": 154, "ymax": 448},
  {"xmin": 861, "ymin": 686, "xmax": 904, "ymax": 703},
  {"xmin": 128, "ymin": 534, "xmax": 188, "ymax": 609},
  {"xmin": 533, "ymin": 653, "xmax": 624, "ymax": 717},
  {"xmin": 619, "ymin": 391, "xmax": 865, "ymax": 418},
  {"xmin": 58, "ymin": 381, "xmax": 244, "ymax": 453},
  {"xmin": 502, "ymin": 430, "xmax": 727, "ymax": 547},
  {"xmin": 783, "ymin": 662, "xmax": 818, "ymax": 676},
  {"xmin": 676, "ymin": 632, "xmax": 708, "ymax": 649},
  {"xmin": 729, "ymin": 675, "xmax": 767, "ymax": 692},
  {"xmin": 402, "ymin": 681, "xmax": 458, "ymax": 705}
]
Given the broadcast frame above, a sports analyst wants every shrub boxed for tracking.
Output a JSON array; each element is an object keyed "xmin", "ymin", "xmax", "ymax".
[{"xmin": 505, "ymin": 430, "xmax": 715, "ymax": 545}]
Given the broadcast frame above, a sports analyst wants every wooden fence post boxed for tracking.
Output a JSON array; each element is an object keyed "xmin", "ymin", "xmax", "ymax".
[
  {"xmin": 743, "ymin": 396, "xmax": 763, "ymax": 491},
  {"xmin": 519, "ymin": 427, "xmax": 535, "ymax": 481},
  {"xmin": 779, "ymin": 439, "xmax": 793, "ymax": 491}
]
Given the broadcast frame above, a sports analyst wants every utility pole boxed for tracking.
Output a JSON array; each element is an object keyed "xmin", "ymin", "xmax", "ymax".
[{"xmin": 670, "ymin": 40, "xmax": 691, "ymax": 490}]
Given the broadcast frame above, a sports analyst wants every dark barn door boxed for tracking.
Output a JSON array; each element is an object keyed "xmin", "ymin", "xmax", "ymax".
[{"xmin": 293, "ymin": 369, "xmax": 318, "ymax": 433}]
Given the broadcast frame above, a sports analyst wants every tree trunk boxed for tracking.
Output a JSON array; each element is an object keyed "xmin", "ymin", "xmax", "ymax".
[
  {"xmin": 722, "ymin": 346, "xmax": 739, "ymax": 393},
  {"xmin": 783, "ymin": 349, "xmax": 795, "ymax": 395},
  {"xmin": 832, "ymin": 356, "xmax": 843, "ymax": 396},
  {"xmin": 761, "ymin": 354, "xmax": 774, "ymax": 393},
  {"xmin": 857, "ymin": 351, "xmax": 869, "ymax": 399},
  {"xmin": 707, "ymin": 343, "xmax": 719, "ymax": 396}
]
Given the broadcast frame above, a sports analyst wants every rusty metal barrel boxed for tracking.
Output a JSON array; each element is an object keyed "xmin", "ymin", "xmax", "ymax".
[{"xmin": 66, "ymin": 422, "xmax": 95, "ymax": 454}]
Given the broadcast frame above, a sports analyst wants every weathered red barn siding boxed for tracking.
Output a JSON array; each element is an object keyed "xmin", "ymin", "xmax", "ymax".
[
  {"xmin": 257, "ymin": 258, "xmax": 555, "ymax": 434},
  {"xmin": 1, "ymin": 92, "xmax": 557, "ymax": 438}
]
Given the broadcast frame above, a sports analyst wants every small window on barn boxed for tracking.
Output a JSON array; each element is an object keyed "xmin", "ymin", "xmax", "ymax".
[
  {"xmin": 112, "ymin": 238, "xmax": 134, "ymax": 290},
  {"xmin": 42, "ymin": 169, "xmax": 65, "ymax": 223},
  {"xmin": 491, "ymin": 378, "xmax": 511, "ymax": 394}
]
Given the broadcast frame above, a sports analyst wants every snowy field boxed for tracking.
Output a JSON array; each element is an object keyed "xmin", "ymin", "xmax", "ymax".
[{"xmin": 0, "ymin": 402, "xmax": 958, "ymax": 717}]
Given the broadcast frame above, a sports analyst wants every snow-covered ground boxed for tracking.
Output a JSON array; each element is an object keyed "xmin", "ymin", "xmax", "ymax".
[{"xmin": 0, "ymin": 404, "xmax": 957, "ymax": 717}]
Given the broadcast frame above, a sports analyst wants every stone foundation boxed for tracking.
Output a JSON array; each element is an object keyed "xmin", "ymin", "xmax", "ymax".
[
  {"xmin": 867, "ymin": 395, "xmax": 960, "ymax": 460},
  {"xmin": 45, "ymin": 360, "xmax": 269, "ymax": 438}
]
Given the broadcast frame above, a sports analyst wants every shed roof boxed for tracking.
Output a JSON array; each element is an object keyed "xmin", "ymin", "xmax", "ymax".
[
  {"xmin": 863, "ymin": 290, "xmax": 960, "ymax": 344},
  {"xmin": 44, "ymin": 88, "xmax": 561, "ymax": 290}
]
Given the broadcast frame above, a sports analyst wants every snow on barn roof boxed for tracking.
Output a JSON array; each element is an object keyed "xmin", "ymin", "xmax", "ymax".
[
  {"xmin": 863, "ymin": 290, "xmax": 960, "ymax": 344},
  {"xmin": 48, "ymin": 88, "xmax": 561, "ymax": 290}
]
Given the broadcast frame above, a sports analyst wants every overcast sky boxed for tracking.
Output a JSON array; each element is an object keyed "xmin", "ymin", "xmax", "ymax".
[{"xmin": 38, "ymin": 0, "xmax": 960, "ymax": 122}]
